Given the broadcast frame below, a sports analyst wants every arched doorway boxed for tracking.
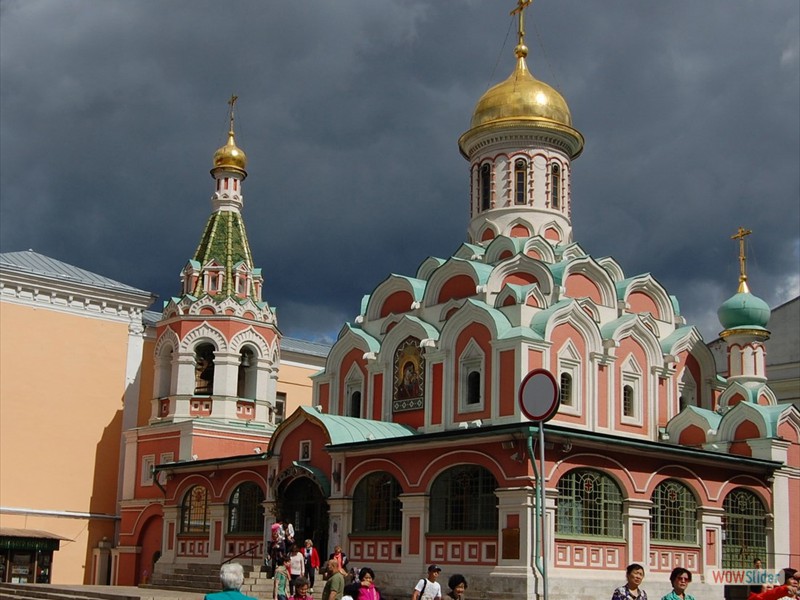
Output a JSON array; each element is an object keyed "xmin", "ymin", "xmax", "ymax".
[{"xmin": 279, "ymin": 476, "xmax": 329, "ymax": 557}]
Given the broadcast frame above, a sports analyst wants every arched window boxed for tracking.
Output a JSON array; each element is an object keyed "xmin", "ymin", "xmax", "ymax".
[
  {"xmin": 721, "ymin": 489, "xmax": 767, "ymax": 568},
  {"xmin": 551, "ymin": 163, "xmax": 561, "ymax": 209},
  {"xmin": 430, "ymin": 465, "xmax": 498, "ymax": 532},
  {"xmin": 228, "ymin": 482, "xmax": 265, "ymax": 534},
  {"xmin": 237, "ymin": 347, "xmax": 256, "ymax": 398},
  {"xmin": 352, "ymin": 472, "xmax": 402, "ymax": 533},
  {"xmin": 459, "ymin": 340, "xmax": 484, "ymax": 410},
  {"xmin": 350, "ymin": 391, "xmax": 362, "ymax": 418},
  {"xmin": 650, "ymin": 480, "xmax": 697, "ymax": 543},
  {"xmin": 480, "ymin": 164, "xmax": 491, "ymax": 211},
  {"xmin": 556, "ymin": 469, "xmax": 623, "ymax": 537},
  {"xmin": 180, "ymin": 485, "xmax": 210, "ymax": 533},
  {"xmin": 155, "ymin": 346, "xmax": 174, "ymax": 398},
  {"xmin": 623, "ymin": 385, "xmax": 634, "ymax": 417},
  {"xmin": 514, "ymin": 159, "xmax": 527, "ymax": 205},
  {"xmin": 559, "ymin": 373, "xmax": 573, "ymax": 407},
  {"xmin": 194, "ymin": 343, "xmax": 215, "ymax": 395}
]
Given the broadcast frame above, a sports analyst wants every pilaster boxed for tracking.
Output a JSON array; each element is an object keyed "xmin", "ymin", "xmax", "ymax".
[{"xmin": 400, "ymin": 493, "xmax": 428, "ymax": 573}]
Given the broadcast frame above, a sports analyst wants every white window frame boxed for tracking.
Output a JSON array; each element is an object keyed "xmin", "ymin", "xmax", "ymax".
[
  {"xmin": 344, "ymin": 363, "xmax": 364, "ymax": 418},
  {"xmin": 459, "ymin": 340, "xmax": 485, "ymax": 414},
  {"xmin": 299, "ymin": 440, "xmax": 311, "ymax": 462},
  {"xmin": 557, "ymin": 341, "xmax": 582, "ymax": 416},
  {"xmin": 141, "ymin": 455, "xmax": 155, "ymax": 487},
  {"xmin": 620, "ymin": 356, "xmax": 643, "ymax": 426}
]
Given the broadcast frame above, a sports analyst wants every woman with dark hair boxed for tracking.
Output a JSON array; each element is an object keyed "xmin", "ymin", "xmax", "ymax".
[
  {"xmin": 660, "ymin": 568, "xmax": 695, "ymax": 600},
  {"xmin": 612, "ymin": 563, "xmax": 647, "ymax": 599},
  {"xmin": 446, "ymin": 574, "xmax": 467, "ymax": 600},
  {"xmin": 343, "ymin": 567, "xmax": 382, "ymax": 600}
]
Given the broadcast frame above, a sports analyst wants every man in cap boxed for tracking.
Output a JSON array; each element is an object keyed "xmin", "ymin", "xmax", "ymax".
[{"xmin": 411, "ymin": 564, "xmax": 442, "ymax": 600}]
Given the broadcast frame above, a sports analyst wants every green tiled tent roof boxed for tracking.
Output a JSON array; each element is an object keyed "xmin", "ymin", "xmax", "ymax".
[{"xmin": 191, "ymin": 210, "xmax": 257, "ymax": 298}]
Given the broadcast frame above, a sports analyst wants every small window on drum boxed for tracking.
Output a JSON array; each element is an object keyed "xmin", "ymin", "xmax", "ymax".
[
  {"xmin": 515, "ymin": 159, "xmax": 527, "ymax": 205},
  {"xmin": 480, "ymin": 164, "xmax": 491, "ymax": 211},
  {"xmin": 551, "ymin": 163, "xmax": 561, "ymax": 209}
]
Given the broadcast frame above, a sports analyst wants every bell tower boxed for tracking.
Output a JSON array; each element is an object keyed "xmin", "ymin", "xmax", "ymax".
[{"xmin": 150, "ymin": 96, "xmax": 280, "ymax": 441}]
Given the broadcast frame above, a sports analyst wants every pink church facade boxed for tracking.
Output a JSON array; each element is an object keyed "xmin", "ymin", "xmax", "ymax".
[{"xmin": 106, "ymin": 7, "xmax": 798, "ymax": 600}]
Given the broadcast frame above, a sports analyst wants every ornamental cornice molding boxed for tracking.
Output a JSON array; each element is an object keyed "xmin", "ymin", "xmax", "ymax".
[{"xmin": 0, "ymin": 270, "xmax": 153, "ymax": 323}]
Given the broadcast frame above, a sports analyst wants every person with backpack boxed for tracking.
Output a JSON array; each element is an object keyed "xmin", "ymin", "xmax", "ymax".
[{"xmin": 411, "ymin": 565, "xmax": 442, "ymax": 600}]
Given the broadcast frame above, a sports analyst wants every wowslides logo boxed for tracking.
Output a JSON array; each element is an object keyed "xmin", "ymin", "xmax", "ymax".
[{"xmin": 708, "ymin": 569, "xmax": 783, "ymax": 586}]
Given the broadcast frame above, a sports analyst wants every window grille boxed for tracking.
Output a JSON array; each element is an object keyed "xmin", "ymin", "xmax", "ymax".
[
  {"xmin": 721, "ymin": 489, "xmax": 767, "ymax": 568},
  {"xmin": 480, "ymin": 164, "xmax": 491, "ymax": 211},
  {"xmin": 430, "ymin": 465, "xmax": 498, "ymax": 532},
  {"xmin": 559, "ymin": 373, "xmax": 573, "ymax": 406},
  {"xmin": 551, "ymin": 163, "xmax": 561, "ymax": 209},
  {"xmin": 228, "ymin": 482, "xmax": 265, "ymax": 534},
  {"xmin": 556, "ymin": 469, "xmax": 623, "ymax": 537},
  {"xmin": 515, "ymin": 159, "xmax": 527, "ymax": 204},
  {"xmin": 650, "ymin": 480, "xmax": 697, "ymax": 543},
  {"xmin": 352, "ymin": 472, "xmax": 402, "ymax": 533},
  {"xmin": 181, "ymin": 485, "xmax": 210, "ymax": 533},
  {"xmin": 623, "ymin": 385, "xmax": 634, "ymax": 417}
]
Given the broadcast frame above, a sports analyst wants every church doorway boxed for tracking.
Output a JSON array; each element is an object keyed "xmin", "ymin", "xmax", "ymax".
[{"xmin": 279, "ymin": 476, "xmax": 329, "ymax": 558}]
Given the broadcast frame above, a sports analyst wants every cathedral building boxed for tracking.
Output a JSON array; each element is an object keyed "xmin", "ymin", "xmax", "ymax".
[
  {"xmin": 128, "ymin": 5, "xmax": 797, "ymax": 600},
  {"xmin": 1, "ymin": 4, "xmax": 797, "ymax": 600}
]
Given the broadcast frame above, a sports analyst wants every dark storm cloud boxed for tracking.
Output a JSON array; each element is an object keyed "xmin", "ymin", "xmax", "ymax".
[{"xmin": 1, "ymin": 1, "xmax": 798, "ymax": 343}]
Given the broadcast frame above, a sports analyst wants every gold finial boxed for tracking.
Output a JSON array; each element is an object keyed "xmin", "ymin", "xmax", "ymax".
[
  {"xmin": 227, "ymin": 94, "xmax": 238, "ymax": 134},
  {"xmin": 510, "ymin": 0, "xmax": 532, "ymax": 58},
  {"xmin": 731, "ymin": 226, "xmax": 752, "ymax": 293}
]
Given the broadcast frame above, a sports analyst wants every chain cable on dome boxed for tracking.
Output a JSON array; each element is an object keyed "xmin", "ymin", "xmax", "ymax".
[{"xmin": 530, "ymin": 9, "xmax": 563, "ymax": 94}]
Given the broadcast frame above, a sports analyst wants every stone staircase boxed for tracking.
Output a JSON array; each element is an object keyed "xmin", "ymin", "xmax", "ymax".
[
  {"xmin": 0, "ymin": 564, "xmax": 333, "ymax": 600},
  {"xmin": 0, "ymin": 584, "xmax": 146, "ymax": 600},
  {"xmin": 144, "ymin": 562, "xmax": 319, "ymax": 599}
]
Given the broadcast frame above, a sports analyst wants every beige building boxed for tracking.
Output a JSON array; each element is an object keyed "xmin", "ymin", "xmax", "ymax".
[{"xmin": 0, "ymin": 250, "xmax": 326, "ymax": 584}]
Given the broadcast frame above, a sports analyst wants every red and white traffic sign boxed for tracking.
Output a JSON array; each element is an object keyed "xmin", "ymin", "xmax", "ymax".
[{"xmin": 519, "ymin": 368, "xmax": 560, "ymax": 422}]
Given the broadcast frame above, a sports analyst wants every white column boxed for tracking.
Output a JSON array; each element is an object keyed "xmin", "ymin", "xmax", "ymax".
[
  {"xmin": 623, "ymin": 498, "xmax": 652, "ymax": 567},
  {"xmin": 213, "ymin": 351, "xmax": 241, "ymax": 397},
  {"xmin": 327, "ymin": 497, "xmax": 350, "ymax": 555},
  {"xmin": 208, "ymin": 502, "xmax": 225, "ymax": 564},
  {"xmin": 699, "ymin": 506, "xmax": 725, "ymax": 575},
  {"xmin": 494, "ymin": 487, "xmax": 535, "ymax": 572},
  {"xmin": 399, "ymin": 493, "xmax": 428, "ymax": 573},
  {"xmin": 116, "ymin": 316, "xmax": 147, "ymax": 538}
]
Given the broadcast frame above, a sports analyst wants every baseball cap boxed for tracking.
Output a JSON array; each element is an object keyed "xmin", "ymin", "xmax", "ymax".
[{"xmin": 428, "ymin": 564, "xmax": 442, "ymax": 573}]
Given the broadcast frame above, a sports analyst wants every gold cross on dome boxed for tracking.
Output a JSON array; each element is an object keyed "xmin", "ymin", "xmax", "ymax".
[
  {"xmin": 731, "ymin": 226, "xmax": 752, "ymax": 293},
  {"xmin": 511, "ymin": 0, "xmax": 533, "ymax": 47},
  {"xmin": 227, "ymin": 94, "xmax": 238, "ymax": 133}
]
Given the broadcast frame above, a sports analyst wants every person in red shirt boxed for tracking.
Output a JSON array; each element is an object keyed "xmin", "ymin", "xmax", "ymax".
[{"xmin": 748, "ymin": 568, "xmax": 798, "ymax": 600}]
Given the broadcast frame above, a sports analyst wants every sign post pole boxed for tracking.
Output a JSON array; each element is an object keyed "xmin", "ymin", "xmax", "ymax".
[{"xmin": 518, "ymin": 369, "xmax": 560, "ymax": 600}]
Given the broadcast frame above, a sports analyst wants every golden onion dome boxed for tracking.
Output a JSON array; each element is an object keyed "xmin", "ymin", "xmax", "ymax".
[
  {"xmin": 212, "ymin": 130, "xmax": 248, "ymax": 177},
  {"xmin": 470, "ymin": 45, "xmax": 572, "ymax": 129}
]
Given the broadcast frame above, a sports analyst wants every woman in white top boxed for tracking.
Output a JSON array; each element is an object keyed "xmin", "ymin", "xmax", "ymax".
[{"xmin": 288, "ymin": 544, "xmax": 305, "ymax": 595}]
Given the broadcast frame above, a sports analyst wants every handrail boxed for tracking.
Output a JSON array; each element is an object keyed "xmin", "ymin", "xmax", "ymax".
[{"xmin": 221, "ymin": 543, "xmax": 261, "ymax": 567}]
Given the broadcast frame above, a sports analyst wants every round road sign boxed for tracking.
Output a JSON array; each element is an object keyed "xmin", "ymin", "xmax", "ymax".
[{"xmin": 519, "ymin": 368, "xmax": 560, "ymax": 422}]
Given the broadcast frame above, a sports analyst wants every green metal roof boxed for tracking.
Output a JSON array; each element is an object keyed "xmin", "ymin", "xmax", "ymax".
[{"xmin": 297, "ymin": 406, "xmax": 418, "ymax": 445}]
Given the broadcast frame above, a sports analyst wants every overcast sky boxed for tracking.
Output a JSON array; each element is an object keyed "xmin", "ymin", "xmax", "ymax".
[{"xmin": 1, "ymin": 0, "xmax": 798, "ymax": 343}]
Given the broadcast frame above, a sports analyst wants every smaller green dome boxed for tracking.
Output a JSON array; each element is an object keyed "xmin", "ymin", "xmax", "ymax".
[{"xmin": 718, "ymin": 291, "xmax": 770, "ymax": 330}]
